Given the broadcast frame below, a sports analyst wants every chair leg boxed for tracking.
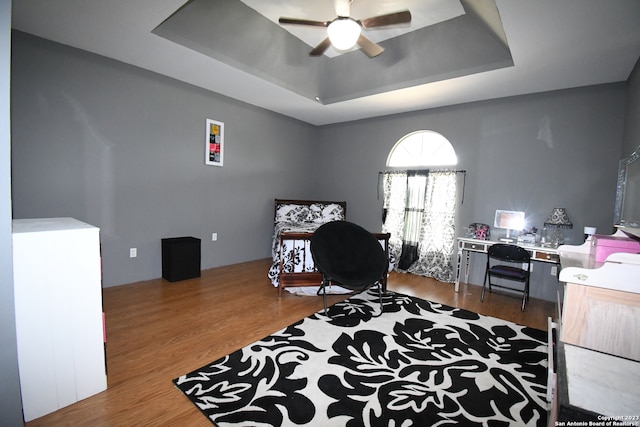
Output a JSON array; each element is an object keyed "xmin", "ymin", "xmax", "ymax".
[
  {"xmin": 481, "ymin": 270, "xmax": 488, "ymax": 302},
  {"xmin": 376, "ymin": 282, "xmax": 383, "ymax": 316},
  {"xmin": 318, "ymin": 277, "xmax": 329, "ymax": 316},
  {"xmin": 521, "ymin": 278, "xmax": 530, "ymax": 311}
]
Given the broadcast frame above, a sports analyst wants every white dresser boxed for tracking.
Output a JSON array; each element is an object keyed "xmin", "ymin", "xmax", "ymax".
[
  {"xmin": 12, "ymin": 218, "xmax": 107, "ymax": 422},
  {"xmin": 549, "ymin": 237, "xmax": 640, "ymax": 424}
]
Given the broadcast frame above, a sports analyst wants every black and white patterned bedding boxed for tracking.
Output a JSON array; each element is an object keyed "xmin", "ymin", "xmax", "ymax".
[{"xmin": 268, "ymin": 202, "xmax": 346, "ymax": 288}]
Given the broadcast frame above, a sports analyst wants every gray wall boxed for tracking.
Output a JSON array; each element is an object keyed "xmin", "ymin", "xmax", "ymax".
[
  {"xmin": 314, "ymin": 84, "xmax": 626, "ymax": 300},
  {"xmin": 1, "ymin": 1, "xmax": 24, "ymax": 425},
  {"xmin": 11, "ymin": 31, "xmax": 320, "ymax": 287},
  {"xmin": 10, "ymin": 31, "xmax": 632, "ymax": 302},
  {"xmin": 623, "ymin": 57, "xmax": 640, "ymax": 157}
]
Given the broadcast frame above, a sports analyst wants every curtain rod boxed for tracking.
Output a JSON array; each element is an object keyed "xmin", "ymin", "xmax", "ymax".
[{"xmin": 378, "ymin": 169, "xmax": 467, "ymax": 175}]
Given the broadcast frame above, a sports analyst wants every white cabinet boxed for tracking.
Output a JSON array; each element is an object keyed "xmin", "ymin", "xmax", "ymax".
[
  {"xmin": 551, "ymin": 247, "xmax": 640, "ymax": 422},
  {"xmin": 12, "ymin": 218, "xmax": 107, "ymax": 422}
]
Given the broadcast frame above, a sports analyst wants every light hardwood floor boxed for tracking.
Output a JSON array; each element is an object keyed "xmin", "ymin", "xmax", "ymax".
[{"xmin": 25, "ymin": 258, "xmax": 554, "ymax": 426}]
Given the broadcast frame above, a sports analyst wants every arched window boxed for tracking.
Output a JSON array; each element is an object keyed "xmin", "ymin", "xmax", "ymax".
[
  {"xmin": 386, "ymin": 130, "xmax": 457, "ymax": 167},
  {"xmin": 382, "ymin": 130, "xmax": 458, "ymax": 282}
]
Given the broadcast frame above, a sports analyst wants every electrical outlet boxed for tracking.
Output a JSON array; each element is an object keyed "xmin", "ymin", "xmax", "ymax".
[
  {"xmin": 550, "ymin": 265, "xmax": 557, "ymax": 276},
  {"xmin": 129, "ymin": 248, "xmax": 137, "ymax": 258},
  {"xmin": 212, "ymin": 233, "xmax": 218, "ymax": 241}
]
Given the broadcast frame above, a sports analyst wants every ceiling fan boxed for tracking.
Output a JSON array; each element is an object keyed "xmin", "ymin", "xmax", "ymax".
[{"xmin": 278, "ymin": 0, "xmax": 412, "ymax": 58}]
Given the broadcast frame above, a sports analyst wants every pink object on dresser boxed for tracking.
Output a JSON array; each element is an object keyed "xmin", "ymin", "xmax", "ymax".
[{"xmin": 591, "ymin": 234, "xmax": 640, "ymax": 263}]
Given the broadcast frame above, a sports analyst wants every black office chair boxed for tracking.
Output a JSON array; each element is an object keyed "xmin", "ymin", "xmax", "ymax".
[
  {"xmin": 482, "ymin": 243, "xmax": 531, "ymax": 311},
  {"xmin": 310, "ymin": 220, "xmax": 388, "ymax": 316}
]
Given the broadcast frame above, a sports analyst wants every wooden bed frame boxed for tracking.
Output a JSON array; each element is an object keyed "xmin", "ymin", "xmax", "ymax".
[{"xmin": 273, "ymin": 199, "xmax": 390, "ymax": 296}]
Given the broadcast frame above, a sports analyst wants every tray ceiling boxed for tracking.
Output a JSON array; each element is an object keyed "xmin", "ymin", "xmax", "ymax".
[{"xmin": 11, "ymin": 0, "xmax": 640, "ymax": 125}]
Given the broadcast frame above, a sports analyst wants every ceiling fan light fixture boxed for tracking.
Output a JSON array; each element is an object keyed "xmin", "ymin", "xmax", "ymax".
[{"xmin": 327, "ymin": 17, "xmax": 361, "ymax": 50}]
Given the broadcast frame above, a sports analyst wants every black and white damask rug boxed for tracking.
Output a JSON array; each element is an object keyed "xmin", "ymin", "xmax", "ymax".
[{"xmin": 173, "ymin": 290, "xmax": 548, "ymax": 426}]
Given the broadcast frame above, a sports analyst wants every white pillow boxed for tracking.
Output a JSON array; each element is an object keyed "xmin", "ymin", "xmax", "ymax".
[
  {"xmin": 320, "ymin": 203, "xmax": 345, "ymax": 222},
  {"xmin": 275, "ymin": 204, "xmax": 311, "ymax": 224},
  {"xmin": 307, "ymin": 204, "xmax": 324, "ymax": 222}
]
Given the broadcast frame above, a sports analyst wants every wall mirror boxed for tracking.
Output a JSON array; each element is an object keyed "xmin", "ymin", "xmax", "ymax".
[{"xmin": 614, "ymin": 146, "xmax": 640, "ymax": 229}]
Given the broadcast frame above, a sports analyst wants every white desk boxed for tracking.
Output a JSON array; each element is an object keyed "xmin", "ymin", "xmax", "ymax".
[{"xmin": 455, "ymin": 237, "xmax": 560, "ymax": 292}]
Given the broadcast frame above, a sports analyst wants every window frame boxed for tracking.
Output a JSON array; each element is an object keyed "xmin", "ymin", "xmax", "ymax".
[{"xmin": 386, "ymin": 130, "xmax": 457, "ymax": 168}]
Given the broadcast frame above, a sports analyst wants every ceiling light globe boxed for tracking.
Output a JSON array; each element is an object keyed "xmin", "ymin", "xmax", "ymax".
[{"xmin": 327, "ymin": 18, "xmax": 361, "ymax": 50}]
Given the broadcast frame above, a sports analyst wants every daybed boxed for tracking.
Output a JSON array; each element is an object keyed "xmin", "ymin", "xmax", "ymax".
[{"xmin": 267, "ymin": 199, "xmax": 391, "ymax": 296}]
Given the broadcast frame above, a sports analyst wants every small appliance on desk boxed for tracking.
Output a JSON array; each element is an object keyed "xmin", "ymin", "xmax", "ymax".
[{"xmin": 516, "ymin": 234, "xmax": 536, "ymax": 245}]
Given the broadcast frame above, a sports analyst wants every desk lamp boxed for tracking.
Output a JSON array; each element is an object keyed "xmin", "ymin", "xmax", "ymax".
[{"xmin": 544, "ymin": 208, "xmax": 573, "ymax": 247}]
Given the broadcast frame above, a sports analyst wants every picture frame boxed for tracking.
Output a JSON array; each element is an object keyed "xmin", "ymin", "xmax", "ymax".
[{"xmin": 205, "ymin": 119, "xmax": 224, "ymax": 167}]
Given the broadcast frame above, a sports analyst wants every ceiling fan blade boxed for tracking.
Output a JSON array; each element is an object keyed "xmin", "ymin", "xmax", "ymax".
[
  {"xmin": 360, "ymin": 11, "xmax": 411, "ymax": 29},
  {"xmin": 357, "ymin": 35, "xmax": 384, "ymax": 58},
  {"xmin": 309, "ymin": 37, "xmax": 332, "ymax": 56},
  {"xmin": 279, "ymin": 17, "xmax": 329, "ymax": 27}
]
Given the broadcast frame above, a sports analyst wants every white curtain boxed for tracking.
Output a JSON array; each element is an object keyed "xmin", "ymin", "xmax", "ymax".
[{"xmin": 382, "ymin": 170, "xmax": 457, "ymax": 283}]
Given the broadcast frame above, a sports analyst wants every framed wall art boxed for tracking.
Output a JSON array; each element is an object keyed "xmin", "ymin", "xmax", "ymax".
[{"xmin": 205, "ymin": 119, "xmax": 224, "ymax": 167}]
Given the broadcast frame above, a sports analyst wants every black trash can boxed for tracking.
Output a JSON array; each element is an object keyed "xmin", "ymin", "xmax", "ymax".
[{"xmin": 162, "ymin": 237, "xmax": 201, "ymax": 282}]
